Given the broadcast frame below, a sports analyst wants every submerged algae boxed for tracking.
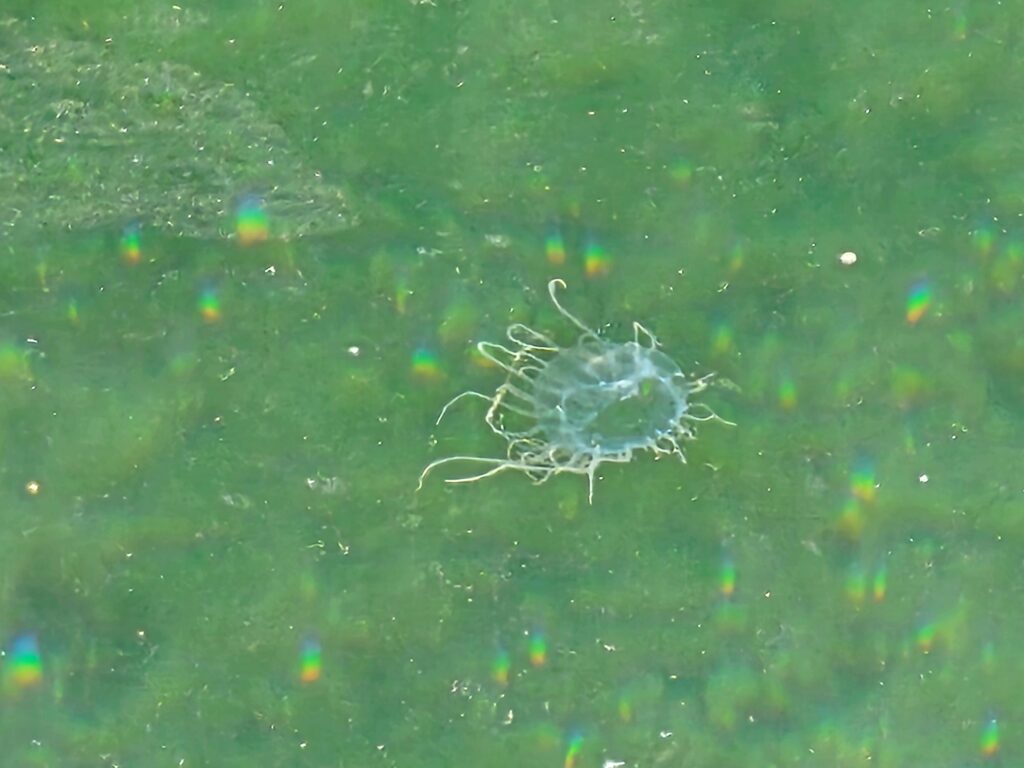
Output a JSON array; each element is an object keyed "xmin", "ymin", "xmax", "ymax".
[{"xmin": 0, "ymin": 11, "xmax": 350, "ymax": 239}]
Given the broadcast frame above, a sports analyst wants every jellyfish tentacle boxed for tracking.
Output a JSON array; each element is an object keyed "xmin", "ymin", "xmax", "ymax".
[
  {"xmin": 477, "ymin": 342, "xmax": 544, "ymax": 384},
  {"xmin": 683, "ymin": 402, "xmax": 735, "ymax": 426},
  {"xmin": 507, "ymin": 323, "xmax": 558, "ymax": 351},
  {"xmin": 437, "ymin": 457, "xmax": 559, "ymax": 485},
  {"xmin": 548, "ymin": 279, "xmax": 598, "ymax": 337},
  {"xmin": 633, "ymin": 322, "xmax": 660, "ymax": 348},
  {"xmin": 435, "ymin": 390, "xmax": 494, "ymax": 426},
  {"xmin": 689, "ymin": 373, "xmax": 716, "ymax": 393},
  {"xmin": 495, "ymin": 382, "xmax": 538, "ymax": 410}
]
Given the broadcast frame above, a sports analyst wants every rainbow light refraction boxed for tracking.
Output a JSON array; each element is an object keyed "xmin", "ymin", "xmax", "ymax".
[
  {"xmin": 528, "ymin": 629, "xmax": 547, "ymax": 667},
  {"xmin": 980, "ymin": 716, "xmax": 999, "ymax": 757},
  {"xmin": 719, "ymin": 555, "xmax": 736, "ymax": 598},
  {"xmin": 492, "ymin": 646, "xmax": 510, "ymax": 686},
  {"xmin": 411, "ymin": 347, "xmax": 443, "ymax": 381},
  {"xmin": 778, "ymin": 372, "xmax": 797, "ymax": 410},
  {"xmin": 583, "ymin": 238, "xmax": 611, "ymax": 278},
  {"xmin": 872, "ymin": 563, "xmax": 887, "ymax": 602},
  {"xmin": 905, "ymin": 279, "xmax": 932, "ymax": 324},
  {"xmin": 299, "ymin": 636, "xmax": 322, "ymax": 684},
  {"xmin": 120, "ymin": 223, "xmax": 141, "ymax": 264},
  {"xmin": 916, "ymin": 619, "xmax": 937, "ymax": 653},
  {"xmin": 850, "ymin": 458, "xmax": 877, "ymax": 503},
  {"xmin": 545, "ymin": 225, "xmax": 567, "ymax": 266},
  {"xmin": 563, "ymin": 730, "xmax": 584, "ymax": 768},
  {"xmin": 198, "ymin": 286, "xmax": 221, "ymax": 323},
  {"xmin": 236, "ymin": 196, "xmax": 270, "ymax": 245},
  {"xmin": 4, "ymin": 633, "xmax": 42, "ymax": 692}
]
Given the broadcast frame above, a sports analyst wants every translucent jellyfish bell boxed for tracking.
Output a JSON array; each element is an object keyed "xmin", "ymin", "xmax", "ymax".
[{"xmin": 419, "ymin": 279, "xmax": 731, "ymax": 502}]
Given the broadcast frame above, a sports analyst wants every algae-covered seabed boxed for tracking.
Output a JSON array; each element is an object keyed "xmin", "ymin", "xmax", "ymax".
[{"xmin": 1, "ymin": 1, "xmax": 1022, "ymax": 766}]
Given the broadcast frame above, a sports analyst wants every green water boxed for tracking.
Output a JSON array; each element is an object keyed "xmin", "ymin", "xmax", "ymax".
[{"xmin": 1, "ymin": 1, "xmax": 1021, "ymax": 766}]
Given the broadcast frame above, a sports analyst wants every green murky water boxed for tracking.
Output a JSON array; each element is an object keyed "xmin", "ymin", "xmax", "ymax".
[{"xmin": 2, "ymin": 2, "xmax": 1022, "ymax": 766}]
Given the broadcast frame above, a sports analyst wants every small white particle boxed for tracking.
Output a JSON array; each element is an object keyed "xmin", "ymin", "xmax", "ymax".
[
  {"xmin": 839, "ymin": 251, "xmax": 857, "ymax": 266},
  {"xmin": 919, "ymin": 474, "xmax": 929, "ymax": 483}
]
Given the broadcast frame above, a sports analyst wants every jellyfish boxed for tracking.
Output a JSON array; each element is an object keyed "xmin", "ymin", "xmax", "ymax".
[{"xmin": 419, "ymin": 279, "xmax": 730, "ymax": 502}]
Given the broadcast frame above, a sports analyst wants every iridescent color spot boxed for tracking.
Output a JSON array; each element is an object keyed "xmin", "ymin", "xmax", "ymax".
[
  {"xmin": 719, "ymin": 555, "xmax": 736, "ymax": 598},
  {"xmin": 563, "ymin": 730, "xmax": 584, "ymax": 768},
  {"xmin": 411, "ymin": 347, "xmax": 444, "ymax": 382},
  {"xmin": 837, "ymin": 497, "xmax": 864, "ymax": 540},
  {"xmin": 981, "ymin": 717, "xmax": 999, "ymax": 756},
  {"xmin": 872, "ymin": 563, "xmax": 887, "ymax": 602},
  {"xmin": 916, "ymin": 620, "xmax": 937, "ymax": 653},
  {"xmin": 236, "ymin": 195, "xmax": 270, "ymax": 245},
  {"xmin": 778, "ymin": 373, "xmax": 796, "ymax": 410},
  {"xmin": 4, "ymin": 633, "xmax": 42, "ymax": 691},
  {"xmin": 492, "ymin": 646, "xmax": 510, "ymax": 686},
  {"xmin": 545, "ymin": 225, "xmax": 567, "ymax": 266},
  {"xmin": 120, "ymin": 223, "xmax": 141, "ymax": 264},
  {"xmin": 299, "ymin": 636, "xmax": 322, "ymax": 684},
  {"xmin": 850, "ymin": 458, "xmax": 876, "ymax": 503},
  {"xmin": 906, "ymin": 279, "xmax": 932, "ymax": 325},
  {"xmin": 529, "ymin": 629, "xmax": 547, "ymax": 667},
  {"xmin": 419, "ymin": 280, "xmax": 729, "ymax": 502},
  {"xmin": 845, "ymin": 562, "xmax": 867, "ymax": 606},
  {"xmin": 583, "ymin": 239, "xmax": 611, "ymax": 278},
  {"xmin": 198, "ymin": 286, "xmax": 221, "ymax": 323}
]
